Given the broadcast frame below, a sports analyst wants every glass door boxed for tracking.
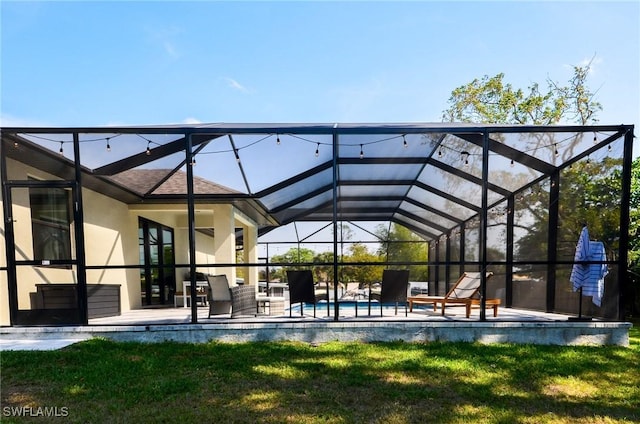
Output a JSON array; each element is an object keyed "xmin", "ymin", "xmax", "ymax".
[
  {"xmin": 5, "ymin": 183, "xmax": 84, "ymax": 325},
  {"xmin": 139, "ymin": 218, "xmax": 175, "ymax": 306}
]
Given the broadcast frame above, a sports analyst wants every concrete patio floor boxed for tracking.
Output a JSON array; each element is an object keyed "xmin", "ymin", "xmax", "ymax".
[{"xmin": 0, "ymin": 305, "xmax": 632, "ymax": 350}]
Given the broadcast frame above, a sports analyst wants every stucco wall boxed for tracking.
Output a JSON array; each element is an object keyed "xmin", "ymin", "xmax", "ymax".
[{"xmin": 1, "ymin": 159, "xmax": 258, "ymax": 326}]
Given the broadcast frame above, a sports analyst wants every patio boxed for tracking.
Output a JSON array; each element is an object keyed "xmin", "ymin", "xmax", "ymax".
[
  {"xmin": 0, "ymin": 122, "xmax": 635, "ymax": 345},
  {"xmin": 0, "ymin": 304, "xmax": 630, "ymax": 347}
]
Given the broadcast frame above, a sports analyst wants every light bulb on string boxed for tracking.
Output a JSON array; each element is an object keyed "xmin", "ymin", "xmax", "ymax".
[
  {"xmin": 146, "ymin": 141, "xmax": 151, "ymax": 156},
  {"xmin": 359, "ymin": 144, "xmax": 364, "ymax": 159},
  {"xmin": 510, "ymin": 158, "xmax": 514, "ymax": 168},
  {"xmin": 234, "ymin": 149, "xmax": 241, "ymax": 163},
  {"xmin": 315, "ymin": 143, "xmax": 320, "ymax": 157},
  {"xmin": 593, "ymin": 133, "xmax": 597, "ymax": 143},
  {"xmin": 402, "ymin": 135, "xmax": 408, "ymax": 148},
  {"xmin": 191, "ymin": 155, "xmax": 196, "ymax": 166},
  {"xmin": 554, "ymin": 144, "xmax": 559, "ymax": 156},
  {"xmin": 59, "ymin": 142, "xmax": 64, "ymax": 155},
  {"xmin": 438, "ymin": 147, "xmax": 443, "ymax": 159},
  {"xmin": 276, "ymin": 135, "xmax": 281, "ymax": 145},
  {"xmin": 14, "ymin": 141, "xmax": 18, "ymax": 148},
  {"xmin": 106, "ymin": 137, "xmax": 111, "ymax": 152},
  {"xmin": 461, "ymin": 151, "xmax": 470, "ymax": 166}
]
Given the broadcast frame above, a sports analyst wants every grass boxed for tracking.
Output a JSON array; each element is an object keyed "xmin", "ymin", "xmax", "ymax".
[{"xmin": 1, "ymin": 323, "xmax": 638, "ymax": 424}]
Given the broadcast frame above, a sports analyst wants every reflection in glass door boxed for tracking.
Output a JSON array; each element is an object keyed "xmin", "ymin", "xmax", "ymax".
[{"xmin": 139, "ymin": 218, "xmax": 175, "ymax": 306}]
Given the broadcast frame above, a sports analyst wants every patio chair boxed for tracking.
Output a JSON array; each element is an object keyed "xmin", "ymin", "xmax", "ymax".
[
  {"xmin": 407, "ymin": 271, "xmax": 497, "ymax": 318},
  {"xmin": 230, "ymin": 285, "xmax": 257, "ymax": 318},
  {"xmin": 206, "ymin": 274, "xmax": 232, "ymax": 317},
  {"xmin": 370, "ymin": 269, "xmax": 410, "ymax": 316},
  {"xmin": 286, "ymin": 270, "xmax": 325, "ymax": 317}
]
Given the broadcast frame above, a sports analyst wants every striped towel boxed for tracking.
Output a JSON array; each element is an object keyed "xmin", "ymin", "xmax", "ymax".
[{"xmin": 570, "ymin": 227, "xmax": 608, "ymax": 307}]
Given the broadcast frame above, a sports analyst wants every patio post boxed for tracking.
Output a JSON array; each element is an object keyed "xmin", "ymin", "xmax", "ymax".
[
  {"xmin": 479, "ymin": 131, "xmax": 490, "ymax": 321},
  {"xmin": 72, "ymin": 132, "xmax": 89, "ymax": 324},
  {"xmin": 546, "ymin": 169, "xmax": 560, "ymax": 313},
  {"xmin": 332, "ymin": 131, "xmax": 339, "ymax": 321},
  {"xmin": 185, "ymin": 133, "xmax": 198, "ymax": 323},
  {"xmin": 618, "ymin": 127, "xmax": 634, "ymax": 320}
]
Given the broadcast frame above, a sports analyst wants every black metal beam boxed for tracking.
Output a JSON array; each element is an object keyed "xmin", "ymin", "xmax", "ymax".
[
  {"xmin": 429, "ymin": 159, "xmax": 512, "ymax": 197},
  {"xmin": 457, "ymin": 133, "xmax": 556, "ymax": 174},
  {"xmin": 413, "ymin": 181, "xmax": 481, "ymax": 212},
  {"xmin": 395, "ymin": 209, "xmax": 450, "ymax": 233},
  {"xmin": 92, "ymin": 134, "xmax": 221, "ymax": 176}
]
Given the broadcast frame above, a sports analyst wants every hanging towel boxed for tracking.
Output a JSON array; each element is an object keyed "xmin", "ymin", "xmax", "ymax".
[{"xmin": 570, "ymin": 227, "xmax": 608, "ymax": 307}]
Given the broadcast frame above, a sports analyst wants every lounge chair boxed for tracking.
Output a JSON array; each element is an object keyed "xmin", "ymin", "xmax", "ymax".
[
  {"xmin": 206, "ymin": 274, "xmax": 232, "ymax": 317},
  {"xmin": 340, "ymin": 282, "xmax": 366, "ymax": 300},
  {"xmin": 407, "ymin": 271, "xmax": 498, "ymax": 318},
  {"xmin": 370, "ymin": 269, "xmax": 410, "ymax": 316},
  {"xmin": 286, "ymin": 270, "xmax": 326, "ymax": 318}
]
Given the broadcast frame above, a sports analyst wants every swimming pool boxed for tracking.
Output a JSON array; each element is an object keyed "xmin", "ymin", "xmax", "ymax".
[{"xmin": 288, "ymin": 300, "xmax": 419, "ymax": 316}]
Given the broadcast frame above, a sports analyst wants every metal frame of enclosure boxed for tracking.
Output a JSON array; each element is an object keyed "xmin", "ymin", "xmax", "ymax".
[{"xmin": 0, "ymin": 123, "xmax": 635, "ymax": 325}]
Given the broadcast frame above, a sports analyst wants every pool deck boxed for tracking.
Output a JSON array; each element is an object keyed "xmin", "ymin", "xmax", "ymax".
[{"xmin": 0, "ymin": 305, "xmax": 632, "ymax": 349}]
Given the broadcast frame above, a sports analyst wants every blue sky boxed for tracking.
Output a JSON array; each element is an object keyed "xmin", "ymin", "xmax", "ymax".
[
  {"xmin": 1, "ymin": 1, "xmax": 638, "ymax": 248},
  {"xmin": 1, "ymin": 1, "xmax": 639, "ymax": 134}
]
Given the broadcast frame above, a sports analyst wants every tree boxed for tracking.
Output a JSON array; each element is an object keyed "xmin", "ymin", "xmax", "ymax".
[
  {"xmin": 342, "ymin": 243, "xmax": 384, "ymax": 286},
  {"xmin": 375, "ymin": 223, "xmax": 428, "ymax": 281},
  {"xmin": 269, "ymin": 247, "xmax": 316, "ymax": 282},
  {"xmin": 442, "ymin": 59, "xmax": 602, "ymax": 125},
  {"xmin": 440, "ymin": 58, "xmax": 638, "ymax": 317}
]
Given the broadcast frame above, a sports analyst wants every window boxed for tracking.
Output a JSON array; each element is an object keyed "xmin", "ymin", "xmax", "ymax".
[{"xmin": 30, "ymin": 187, "xmax": 72, "ymax": 261}]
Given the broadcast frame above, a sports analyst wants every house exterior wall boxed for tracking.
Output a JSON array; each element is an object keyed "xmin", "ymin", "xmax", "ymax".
[
  {"xmin": 0, "ymin": 159, "xmax": 137, "ymax": 325},
  {"xmin": 1, "ymin": 158, "xmax": 260, "ymax": 325}
]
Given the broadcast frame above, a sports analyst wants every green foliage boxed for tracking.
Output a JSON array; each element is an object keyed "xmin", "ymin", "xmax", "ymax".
[
  {"xmin": 442, "ymin": 59, "xmax": 602, "ymax": 125},
  {"xmin": 342, "ymin": 243, "xmax": 384, "ymax": 284},
  {"xmin": 629, "ymin": 157, "xmax": 640, "ymax": 315},
  {"xmin": 376, "ymin": 223, "xmax": 428, "ymax": 281}
]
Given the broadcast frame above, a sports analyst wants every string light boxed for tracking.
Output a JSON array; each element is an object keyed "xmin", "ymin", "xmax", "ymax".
[
  {"xmin": 276, "ymin": 135, "xmax": 281, "ymax": 145},
  {"xmin": 402, "ymin": 135, "xmax": 408, "ymax": 148},
  {"xmin": 593, "ymin": 132, "xmax": 597, "ymax": 143},
  {"xmin": 438, "ymin": 147, "xmax": 443, "ymax": 159},
  {"xmin": 586, "ymin": 156, "xmax": 591, "ymax": 165},
  {"xmin": 106, "ymin": 137, "xmax": 111, "ymax": 152},
  {"xmin": 146, "ymin": 141, "xmax": 151, "ymax": 156},
  {"xmin": 234, "ymin": 149, "xmax": 241, "ymax": 163},
  {"xmin": 14, "ymin": 141, "xmax": 18, "ymax": 148},
  {"xmin": 607, "ymin": 144, "xmax": 612, "ymax": 152},
  {"xmin": 461, "ymin": 151, "xmax": 470, "ymax": 166},
  {"xmin": 315, "ymin": 143, "xmax": 320, "ymax": 157},
  {"xmin": 359, "ymin": 144, "xmax": 364, "ymax": 159},
  {"xmin": 191, "ymin": 154, "xmax": 196, "ymax": 166},
  {"xmin": 510, "ymin": 158, "xmax": 514, "ymax": 168},
  {"xmin": 554, "ymin": 143, "xmax": 559, "ymax": 156},
  {"xmin": 59, "ymin": 141, "xmax": 64, "ymax": 155}
]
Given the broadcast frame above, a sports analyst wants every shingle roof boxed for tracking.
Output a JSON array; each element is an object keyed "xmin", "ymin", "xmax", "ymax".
[{"xmin": 109, "ymin": 169, "xmax": 240, "ymax": 196}]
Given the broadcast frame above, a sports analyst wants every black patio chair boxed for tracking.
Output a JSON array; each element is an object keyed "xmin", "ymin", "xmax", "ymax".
[
  {"xmin": 286, "ymin": 270, "xmax": 324, "ymax": 318},
  {"xmin": 370, "ymin": 269, "xmax": 410, "ymax": 316}
]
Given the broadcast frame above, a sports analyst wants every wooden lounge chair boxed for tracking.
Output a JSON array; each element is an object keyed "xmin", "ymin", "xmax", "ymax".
[
  {"xmin": 340, "ymin": 282, "xmax": 366, "ymax": 300},
  {"xmin": 370, "ymin": 269, "xmax": 410, "ymax": 316},
  {"xmin": 286, "ymin": 270, "xmax": 326, "ymax": 317},
  {"xmin": 407, "ymin": 271, "xmax": 498, "ymax": 318}
]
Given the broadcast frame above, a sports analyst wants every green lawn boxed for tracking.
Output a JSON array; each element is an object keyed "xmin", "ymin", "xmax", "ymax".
[{"xmin": 1, "ymin": 323, "xmax": 638, "ymax": 424}]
